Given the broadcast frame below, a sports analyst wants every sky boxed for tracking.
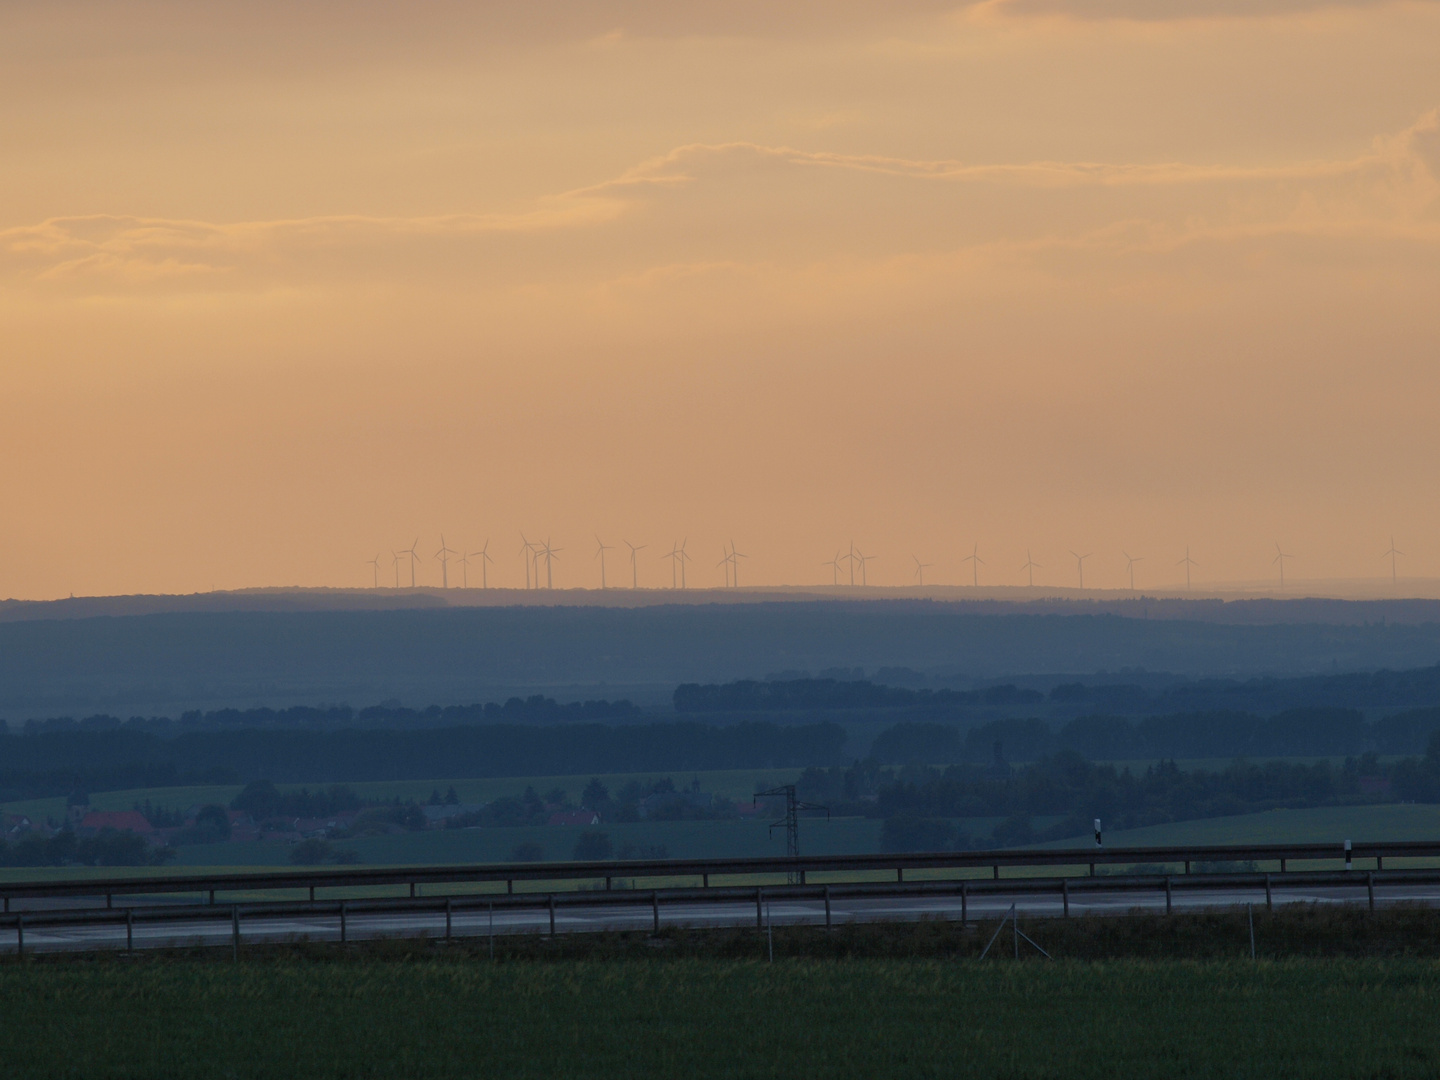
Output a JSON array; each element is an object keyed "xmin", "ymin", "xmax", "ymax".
[{"xmin": 3, "ymin": 0, "xmax": 1439, "ymax": 597}]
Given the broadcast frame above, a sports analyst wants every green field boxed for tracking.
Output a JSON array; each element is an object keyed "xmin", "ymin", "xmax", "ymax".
[
  {"xmin": 1053, "ymin": 804, "xmax": 1440, "ymax": 848},
  {"xmin": 3, "ymin": 956, "xmax": 1439, "ymax": 1078}
]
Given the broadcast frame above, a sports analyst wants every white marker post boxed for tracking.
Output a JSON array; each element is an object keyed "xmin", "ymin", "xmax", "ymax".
[{"xmin": 1094, "ymin": 819, "xmax": 1103, "ymax": 847}]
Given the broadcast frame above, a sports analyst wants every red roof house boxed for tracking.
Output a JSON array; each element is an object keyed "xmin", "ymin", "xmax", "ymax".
[{"xmin": 77, "ymin": 810, "xmax": 155, "ymax": 835}]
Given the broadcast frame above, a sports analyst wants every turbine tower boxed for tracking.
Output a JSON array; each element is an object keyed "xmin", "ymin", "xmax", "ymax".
[
  {"xmin": 435, "ymin": 536, "xmax": 457, "ymax": 589},
  {"xmin": 1070, "ymin": 551, "xmax": 1091, "ymax": 590},
  {"xmin": 856, "ymin": 548, "xmax": 875, "ymax": 586},
  {"xmin": 539, "ymin": 538, "xmax": 562, "ymax": 589},
  {"xmin": 822, "ymin": 551, "xmax": 843, "ymax": 586},
  {"xmin": 1273, "ymin": 543, "xmax": 1292, "ymax": 588},
  {"xmin": 1382, "ymin": 536, "xmax": 1404, "ymax": 585},
  {"xmin": 1021, "ymin": 550, "xmax": 1041, "ymax": 588},
  {"xmin": 519, "ymin": 534, "xmax": 539, "ymax": 590},
  {"xmin": 662, "ymin": 542, "xmax": 681, "ymax": 589},
  {"xmin": 595, "ymin": 536, "xmax": 614, "ymax": 589},
  {"xmin": 729, "ymin": 541, "xmax": 747, "ymax": 588},
  {"xmin": 912, "ymin": 555, "xmax": 933, "ymax": 586},
  {"xmin": 677, "ymin": 539, "xmax": 691, "ymax": 589},
  {"xmin": 1177, "ymin": 546, "xmax": 1198, "ymax": 591},
  {"xmin": 841, "ymin": 541, "xmax": 859, "ymax": 587},
  {"xmin": 1123, "ymin": 551, "xmax": 1143, "ymax": 593},
  {"xmin": 366, "ymin": 554, "xmax": 383, "ymax": 589},
  {"xmin": 474, "ymin": 539, "xmax": 493, "ymax": 589},
  {"xmin": 456, "ymin": 550, "xmax": 471, "ymax": 589},
  {"xmin": 624, "ymin": 541, "xmax": 646, "ymax": 589},
  {"xmin": 391, "ymin": 550, "xmax": 403, "ymax": 588},
  {"xmin": 961, "ymin": 543, "xmax": 984, "ymax": 587},
  {"xmin": 404, "ymin": 539, "xmax": 420, "ymax": 588}
]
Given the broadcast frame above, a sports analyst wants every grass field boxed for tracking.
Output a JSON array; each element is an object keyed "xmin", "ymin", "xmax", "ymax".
[
  {"xmin": 3, "ymin": 952, "xmax": 1439, "ymax": 1078},
  {"xmin": 1050, "ymin": 804, "xmax": 1440, "ymax": 848}
]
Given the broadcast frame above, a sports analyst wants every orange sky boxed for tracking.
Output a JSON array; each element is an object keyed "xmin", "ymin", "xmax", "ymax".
[{"xmin": 3, "ymin": 0, "xmax": 1439, "ymax": 597}]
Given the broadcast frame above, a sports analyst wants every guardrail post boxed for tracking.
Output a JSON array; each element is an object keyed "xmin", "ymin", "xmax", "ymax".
[
  {"xmin": 445, "ymin": 898, "xmax": 453, "ymax": 940},
  {"xmin": 126, "ymin": 909, "xmax": 133, "ymax": 952},
  {"xmin": 1265, "ymin": 874, "xmax": 1272, "ymax": 912},
  {"xmin": 1089, "ymin": 862, "xmax": 1095, "ymax": 877},
  {"xmin": 652, "ymin": 891, "xmax": 660, "ymax": 934},
  {"xmin": 231, "ymin": 906, "xmax": 240, "ymax": 962},
  {"xmin": 2, "ymin": 897, "xmax": 6, "ymax": 914},
  {"xmin": 507, "ymin": 880, "xmax": 513, "ymax": 895},
  {"xmin": 1345, "ymin": 839, "xmax": 1353, "ymax": 871},
  {"xmin": 15, "ymin": 914, "xmax": 23, "ymax": 958},
  {"xmin": 1377, "ymin": 856, "xmax": 1384, "ymax": 871},
  {"xmin": 993, "ymin": 865, "xmax": 999, "ymax": 881},
  {"xmin": 605, "ymin": 876, "xmax": 612, "ymax": 891},
  {"xmin": 340, "ymin": 901, "xmax": 347, "ymax": 944},
  {"xmin": 309, "ymin": 886, "xmax": 315, "ymax": 903},
  {"xmin": 207, "ymin": 890, "xmax": 213, "ymax": 906},
  {"xmin": 799, "ymin": 869, "xmax": 807, "ymax": 885},
  {"xmin": 107, "ymin": 893, "xmax": 113, "ymax": 910},
  {"xmin": 1164, "ymin": 877, "xmax": 1172, "ymax": 915},
  {"xmin": 548, "ymin": 895, "xmax": 556, "ymax": 937},
  {"xmin": 824, "ymin": 885, "xmax": 832, "ymax": 928},
  {"xmin": 702, "ymin": 873, "xmax": 709, "ymax": 888},
  {"xmin": 1280, "ymin": 859, "xmax": 1287, "ymax": 873},
  {"xmin": 960, "ymin": 882, "xmax": 967, "ymax": 927},
  {"xmin": 410, "ymin": 882, "xmax": 417, "ymax": 899},
  {"xmin": 1062, "ymin": 878, "xmax": 1069, "ymax": 918},
  {"xmin": 1368, "ymin": 872, "xmax": 1375, "ymax": 912},
  {"xmin": 1184, "ymin": 861, "xmax": 1190, "ymax": 875},
  {"xmin": 756, "ymin": 888, "xmax": 764, "ymax": 930}
]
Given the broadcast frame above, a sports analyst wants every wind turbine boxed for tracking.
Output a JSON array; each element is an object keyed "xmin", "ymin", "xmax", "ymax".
[
  {"xmin": 519, "ymin": 534, "xmax": 539, "ymax": 590},
  {"xmin": 1273, "ymin": 543, "xmax": 1292, "ymax": 588},
  {"xmin": 595, "ymin": 536, "xmax": 614, "ymax": 589},
  {"xmin": 624, "ymin": 541, "xmax": 646, "ymax": 589},
  {"xmin": 366, "ymin": 554, "xmax": 383, "ymax": 589},
  {"xmin": 841, "ymin": 541, "xmax": 859, "ymax": 587},
  {"xmin": 472, "ymin": 540, "xmax": 493, "ymax": 589},
  {"xmin": 822, "ymin": 551, "xmax": 843, "ymax": 586},
  {"xmin": 1177, "ymin": 546, "xmax": 1198, "ymax": 591},
  {"xmin": 730, "ymin": 541, "xmax": 747, "ymax": 588},
  {"xmin": 677, "ymin": 539, "xmax": 691, "ymax": 589},
  {"xmin": 718, "ymin": 546, "xmax": 732, "ymax": 588},
  {"xmin": 391, "ymin": 550, "xmax": 403, "ymax": 588},
  {"xmin": 1070, "ymin": 551, "xmax": 1091, "ymax": 590},
  {"xmin": 912, "ymin": 555, "xmax": 933, "ymax": 586},
  {"xmin": 1382, "ymin": 536, "xmax": 1404, "ymax": 585},
  {"xmin": 1123, "ymin": 552, "xmax": 1143, "ymax": 593},
  {"xmin": 662, "ymin": 542, "xmax": 680, "ymax": 588},
  {"xmin": 435, "ymin": 536, "xmax": 457, "ymax": 589},
  {"xmin": 1021, "ymin": 550, "xmax": 1041, "ymax": 588},
  {"xmin": 539, "ymin": 538, "xmax": 562, "ymax": 589},
  {"xmin": 961, "ymin": 543, "xmax": 984, "ymax": 587},
  {"xmin": 404, "ymin": 539, "xmax": 420, "ymax": 588},
  {"xmin": 456, "ymin": 550, "xmax": 472, "ymax": 589},
  {"xmin": 856, "ymin": 548, "xmax": 875, "ymax": 586}
]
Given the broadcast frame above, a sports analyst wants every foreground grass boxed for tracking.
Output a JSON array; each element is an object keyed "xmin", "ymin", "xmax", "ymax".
[{"xmin": 2, "ymin": 948, "xmax": 1439, "ymax": 1078}]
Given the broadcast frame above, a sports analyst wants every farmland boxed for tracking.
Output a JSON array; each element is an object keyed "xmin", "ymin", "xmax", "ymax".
[{"xmin": 3, "ymin": 952, "xmax": 1440, "ymax": 1078}]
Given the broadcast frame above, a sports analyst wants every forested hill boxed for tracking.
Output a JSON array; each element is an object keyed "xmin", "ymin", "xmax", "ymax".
[{"xmin": 675, "ymin": 664, "xmax": 1440, "ymax": 718}]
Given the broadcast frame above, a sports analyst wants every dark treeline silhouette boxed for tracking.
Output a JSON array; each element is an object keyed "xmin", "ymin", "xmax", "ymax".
[
  {"xmin": 802, "ymin": 736, "xmax": 1440, "ymax": 851},
  {"xmin": 676, "ymin": 666, "xmax": 1440, "ymax": 719},
  {"xmin": 0, "ymin": 721, "xmax": 846, "ymax": 798},
  {"xmin": 868, "ymin": 707, "xmax": 1440, "ymax": 765},
  {"xmin": 18, "ymin": 695, "xmax": 642, "ymax": 736}
]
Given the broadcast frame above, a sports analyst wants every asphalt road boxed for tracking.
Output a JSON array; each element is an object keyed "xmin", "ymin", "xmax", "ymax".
[{"xmin": 7, "ymin": 878, "xmax": 1440, "ymax": 954}]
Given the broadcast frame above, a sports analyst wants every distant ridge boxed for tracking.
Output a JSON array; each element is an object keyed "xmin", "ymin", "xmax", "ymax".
[{"xmin": 4, "ymin": 586, "xmax": 1440, "ymax": 626}]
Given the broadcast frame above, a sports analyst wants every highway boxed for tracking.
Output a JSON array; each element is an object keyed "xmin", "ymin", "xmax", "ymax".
[{"xmin": 7, "ymin": 876, "xmax": 1440, "ymax": 955}]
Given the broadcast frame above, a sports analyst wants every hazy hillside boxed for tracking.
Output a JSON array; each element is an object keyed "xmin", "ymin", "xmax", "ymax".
[{"xmin": 2, "ymin": 601, "xmax": 1440, "ymax": 718}]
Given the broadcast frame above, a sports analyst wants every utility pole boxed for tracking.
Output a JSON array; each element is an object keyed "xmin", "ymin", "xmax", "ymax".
[{"xmin": 757, "ymin": 785, "xmax": 829, "ymax": 884}]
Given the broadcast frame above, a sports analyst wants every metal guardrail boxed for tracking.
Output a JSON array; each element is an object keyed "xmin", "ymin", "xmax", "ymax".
[
  {"xmin": 2, "ymin": 864, "xmax": 1426, "ymax": 955},
  {"xmin": 1, "ymin": 839, "xmax": 1431, "ymax": 908}
]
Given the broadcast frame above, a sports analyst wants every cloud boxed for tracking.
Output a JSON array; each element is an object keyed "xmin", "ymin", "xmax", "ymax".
[{"xmin": 4, "ymin": 112, "xmax": 1436, "ymax": 300}]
